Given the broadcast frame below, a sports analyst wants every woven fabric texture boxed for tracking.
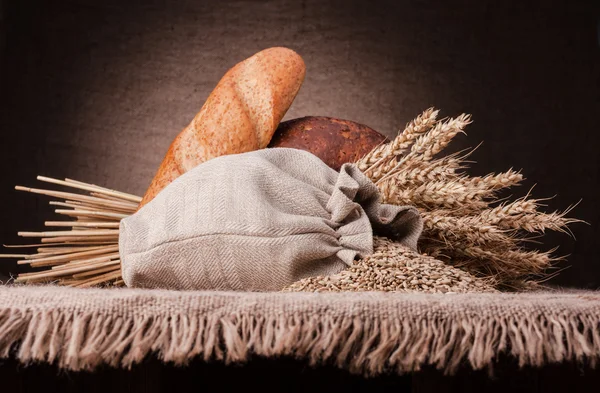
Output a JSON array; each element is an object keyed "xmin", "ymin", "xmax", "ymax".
[
  {"xmin": 1, "ymin": 286, "xmax": 599, "ymax": 375},
  {"xmin": 119, "ymin": 148, "xmax": 422, "ymax": 291}
]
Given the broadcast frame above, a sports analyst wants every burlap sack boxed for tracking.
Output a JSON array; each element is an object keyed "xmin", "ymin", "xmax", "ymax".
[{"xmin": 119, "ymin": 148, "xmax": 422, "ymax": 291}]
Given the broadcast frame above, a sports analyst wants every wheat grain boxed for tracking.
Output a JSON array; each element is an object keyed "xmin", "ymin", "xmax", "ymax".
[{"xmin": 283, "ymin": 237, "xmax": 497, "ymax": 293}]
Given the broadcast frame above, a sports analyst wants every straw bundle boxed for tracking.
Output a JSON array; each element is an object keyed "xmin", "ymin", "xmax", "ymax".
[
  {"xmin": 1, "ymin": 108, "xmax": 578, "ymax": 289},
  {"xmin": 1, "ymin": 178, "xmax": 140, "ymax": 287}
]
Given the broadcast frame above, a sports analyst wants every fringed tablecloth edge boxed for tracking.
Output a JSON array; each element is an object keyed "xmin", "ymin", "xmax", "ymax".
[{"xmin": 1, "ymin": 286, "xmax": 599, "ymax": 376}]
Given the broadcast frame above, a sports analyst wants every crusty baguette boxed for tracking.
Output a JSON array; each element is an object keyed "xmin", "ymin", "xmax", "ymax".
[
  {"xmin": 139, "ymin": 47, "xmax": 306, "ymax": 207},
  {"xmin": 269, "ymin": 117, "xmax": 387, "ymax": 170}
]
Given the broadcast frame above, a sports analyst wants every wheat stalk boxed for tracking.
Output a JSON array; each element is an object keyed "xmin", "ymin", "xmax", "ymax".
[
  {"xmin": 421, "ymin": 213, "xmax": 515, "ymax": 245},
  {"xmin": 382, "ymin": 179, "xmax": 490, "ymax": 210},
  {"xmin": 403, "ymin": 114, "xmax": 472, "ymax": 163},
  {"xmin": 357, "ymin": 108, "xmax": 439, "ymax": 181}
]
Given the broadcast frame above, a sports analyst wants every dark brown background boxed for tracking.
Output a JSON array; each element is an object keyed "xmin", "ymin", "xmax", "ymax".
[
  {"xmin": 1, "ymin": 0, "xmax": 598, "ymax": 287},
  {"xmin": 0, "ymin": 0, "xmax": 599, "ymax": 390}
]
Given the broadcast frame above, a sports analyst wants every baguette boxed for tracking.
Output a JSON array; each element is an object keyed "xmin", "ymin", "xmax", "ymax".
[{"xmin": 140, "ymin": 47, "xmax": 306, "ymax": 207}]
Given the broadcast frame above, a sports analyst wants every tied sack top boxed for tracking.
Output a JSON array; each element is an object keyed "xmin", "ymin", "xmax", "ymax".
[{"xmin": 119, "ymin": 148, "xmax": 423, "ymax": 291}]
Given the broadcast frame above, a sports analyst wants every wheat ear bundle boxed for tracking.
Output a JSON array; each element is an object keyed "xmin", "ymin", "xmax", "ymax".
[
  {"xmin": 357, "ymin": 108, "xmax": 580, "ymax": 288},
  {"xmin": 1, "ymin": 108, "xmax": 579, "ymax": 289}
]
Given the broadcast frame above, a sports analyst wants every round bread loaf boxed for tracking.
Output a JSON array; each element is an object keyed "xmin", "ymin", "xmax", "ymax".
[{"xmin": 268, "ymin": 117, "xmax": 387, "ymax": 170}]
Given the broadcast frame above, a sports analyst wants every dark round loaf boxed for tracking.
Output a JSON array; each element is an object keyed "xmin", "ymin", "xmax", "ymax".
[{"xmin": 268, "ymin": 116, "xmax": 388, "ymax": 170}]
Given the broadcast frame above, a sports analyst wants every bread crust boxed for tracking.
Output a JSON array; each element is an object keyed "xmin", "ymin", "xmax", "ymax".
[
  {"xmin": 140, "ymin": 47, "xmax": 306, "ymax": 207},
  {"xmin": 269, "ymin": 117, "xmax": 387, "ymax": 170}
]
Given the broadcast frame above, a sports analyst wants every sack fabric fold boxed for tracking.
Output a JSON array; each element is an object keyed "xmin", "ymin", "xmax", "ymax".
[{"xmin": 119, "ymin": 148, "xmax": 423, "ymax": 291}]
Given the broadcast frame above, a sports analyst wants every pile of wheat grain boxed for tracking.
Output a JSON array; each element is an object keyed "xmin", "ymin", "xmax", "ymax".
[
  {"xmin": 356, "ymin": 108, "xmax": 578, "ymax": 288},
  {"xmin": 284, "ymin": 237, "xmax": 496, "ymax": 293}
]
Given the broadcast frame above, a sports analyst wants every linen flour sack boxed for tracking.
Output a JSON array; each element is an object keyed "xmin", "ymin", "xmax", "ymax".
[{"xmin": 119, "ymin": 148, "xmax": 423, "ymax": 291}]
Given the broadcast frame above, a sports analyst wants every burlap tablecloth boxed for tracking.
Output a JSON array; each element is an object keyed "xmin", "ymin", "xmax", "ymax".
[{"xmin": 1, "ymin": 286, "xmax": 599, "ymax": 375}]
